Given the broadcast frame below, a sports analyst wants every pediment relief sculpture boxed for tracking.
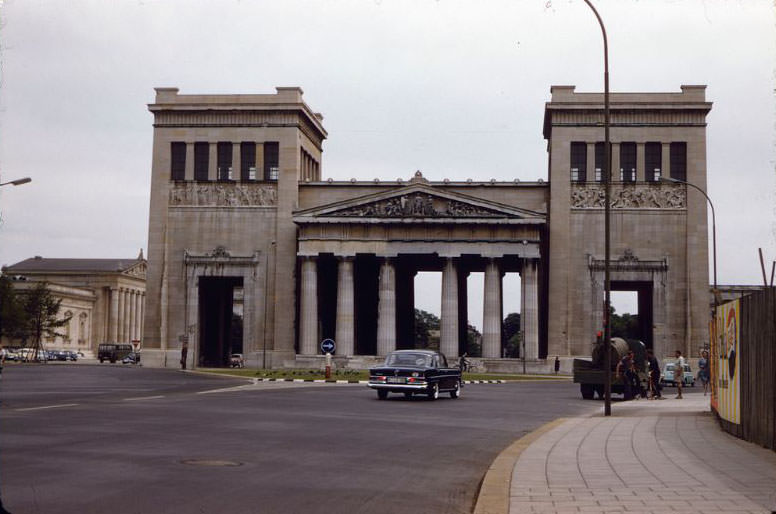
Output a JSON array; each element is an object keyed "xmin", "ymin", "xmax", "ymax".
[
  {"xmin": 571, "ymin": 184, "xmax": 686, "ymax": 209},
  {"xmin": 330, "ymin": 192, "xmax": 509, "ymax": 218},
  {"xmin": 169, "ymin": 182, "xmax": 277, "ymax": 207}
]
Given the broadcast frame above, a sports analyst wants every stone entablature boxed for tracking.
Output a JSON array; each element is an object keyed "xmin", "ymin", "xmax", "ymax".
[
  {"xmin": 570, "ymin": 183, "xmax": 686, "ymax": 210},
  {"xmin": 588, "ymin": 250, "xmax": 669, "ymax": 272},
  {"xmin": 169, "ymin": 182, "xmax": 278, "ymax": 207}
]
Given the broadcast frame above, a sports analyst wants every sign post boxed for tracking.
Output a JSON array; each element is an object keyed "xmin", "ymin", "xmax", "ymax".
[{"xmin": 320, "ymin": 339, "xmax": 335, "ymax": 379}]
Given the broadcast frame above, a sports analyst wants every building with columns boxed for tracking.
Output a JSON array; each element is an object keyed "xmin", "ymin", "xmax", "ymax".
[
  {"xmin": 142, "ymin": 85, "xmax": 711, "ymax": 369},
  {"xmin": 2, "ymin": 254, "xmax": 147, "ymax": 356}
]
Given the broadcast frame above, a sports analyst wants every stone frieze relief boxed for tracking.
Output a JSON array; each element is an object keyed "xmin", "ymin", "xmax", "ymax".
[
  {"xmin": 169, "ymin": 183, "xmax": 277, "ymax": 207},
  {"xmin": 571, "ymin": 184, "xmax": 686, "ymax": 209},
  {"xmin": 332, "ymin": 193, "xmax": 505, "ymax": 218}
]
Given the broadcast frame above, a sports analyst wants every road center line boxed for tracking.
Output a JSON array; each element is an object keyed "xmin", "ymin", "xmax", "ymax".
[
  {"xmin": 123, "ymin": 395, "xmax": 165, "ymax": 401},
  {"xmin": 16, "ymin": 403, "xmax": 80, "ymax": 412}
]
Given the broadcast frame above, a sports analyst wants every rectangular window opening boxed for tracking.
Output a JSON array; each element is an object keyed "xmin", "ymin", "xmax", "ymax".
[
  {"xmin": 194, "ymin": 142, "xmax": 209, "ymax": 181},
  {"xmin": 620, "ymin": 142, "xmax": 636, "ymax": 182},
  {"xmin": 264, "ymin": 142, "xmax": 279, "ymax": 181},
  {"xmin": 670, "ymin": 142, "xmax": 687, "ymax": 181},
  {"xmin": 240, "ymin": 142, "xmax": 256, "ymax": 182},
  {"xmin": 570, "ymin": 142, "xmax": 587, "ymax": 182},
  {"xmin": 170, "ymin": 142, "xmax": 186, "ymax": 181}
]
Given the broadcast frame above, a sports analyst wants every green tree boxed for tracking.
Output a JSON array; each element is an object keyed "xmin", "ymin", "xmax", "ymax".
[
  {"xmin": 18, "ymin": 282, "xmax": 71, "ymax": 358},
  {"xmin": 465, "ymin": 323, "xmax": 482, "ymax": 357},
  {"xmin": 0, "ymin": 274, "xmax": 26, "ymax": 343},
  {"xmin": 414, "ymin": 309, "xmax": 440, "ymax": 349},
  {"xmin": 610, "ymin": 307, "xmax": 640, "ymax": 340},
  {"xmin": 502, "ymin": 312, "xmax": 521, "ymax": 358}
]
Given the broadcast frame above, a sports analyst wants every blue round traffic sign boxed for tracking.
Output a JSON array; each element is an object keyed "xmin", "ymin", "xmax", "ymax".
[{"xmin": 320, "ymin": 338, "xmax": 336, "ymax": 354}]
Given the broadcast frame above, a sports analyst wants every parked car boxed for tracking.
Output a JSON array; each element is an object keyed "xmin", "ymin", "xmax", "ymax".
[
  {"xmin": 18, "ymin": 348, "xmax": 48, "ymax": 362},
  {"xmin": 52, "ymin": 350, "xmax": 69, "ymax": 361},
  {"xmin": 229, "ymin": 353, "xmax": 245, "ymax": 368},
  {"xmin": 64, "ymin": 350, "xmax": 78, "ymax": 361},
  {"xmin": 98, "ymin": 343, "xmax": 133, "ymax": 363},
  {"xmin": 661, "ymin": 362, "xmax": 695, "ymax": 387},
  {"xmin": 1, "ymin": 348, "xmax": 19, "ymax": 361},
  {"xmin": 122, "ymin": 352, "xmax": 139, "ymax": 364},
  {"xmin": 368, "ymin": 349, "xmax": 462, "ymax": 400}
]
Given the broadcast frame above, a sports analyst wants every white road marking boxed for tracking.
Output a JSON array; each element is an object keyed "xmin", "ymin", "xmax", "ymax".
[
  {"xmin": 16, "ymin": 403, "xmax": 79, "ymax": 412},
  {"xmin": 123, "ymin": 395, "xmax": 165, "ymax": 401}
]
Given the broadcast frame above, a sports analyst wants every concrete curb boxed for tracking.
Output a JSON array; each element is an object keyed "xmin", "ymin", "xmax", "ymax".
[{"xmin": 473, "ymin": 417, "xmax": 569, "ymax": 514}]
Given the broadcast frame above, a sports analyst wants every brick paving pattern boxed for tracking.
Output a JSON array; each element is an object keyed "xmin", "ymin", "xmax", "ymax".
[{"xmin": 509, "ymin": 395, "xmax": 776, "ymax": 514}]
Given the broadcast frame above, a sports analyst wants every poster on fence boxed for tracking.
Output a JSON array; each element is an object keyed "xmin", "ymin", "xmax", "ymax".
[{"xmin": 711, "ymin": 300, "xmax": 740, "ymax": 424}]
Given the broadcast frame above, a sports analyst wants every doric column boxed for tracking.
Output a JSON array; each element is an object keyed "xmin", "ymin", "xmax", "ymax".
[
  {"xmin": 586, "ymin": 142, "xmax": 596, "ymax": 181},
  {"xmin": 299, "ymin": 257, "xmax": 318, "ymax": 355},
  {"xmin": 208, "ymin": 142, "xmax": 217, "ymax": 181},
  {"xmin": 184, "ymin": 142, "xmax": 194, "ymax": 181},
  {"xmin": 117, "ymin": 288, "xmax": 125, "ymax": 343},
  {"xmin": 376, "ymin": 258, "xmax": 396, "ymax": 356},
  {"xmin": 129, "ymin": 290, "xmax": 137, "ymax": 342},
  {"xmin": 231, "ymin": 142, "xmax": 240, "ymax": 181},
  {"xmin": 139, "ymin": 292, "xmax": 145, "ymax": 343},
  {"xmin": 482, "ymin": 259, "xmax": 502, "ymax": 358},
  {"xmin": 255, "ymin": 143, "xmax": 264, "ymax": 180},
  {"xmin": 520, "ymin": 259, "xmax": 539, "ymax": 360},
  {"xmin": 611, "ymin": 143, "xmax": 621, "ymax": 181},
  {"xmin": 662, "ymin": 142, "xmax": 671, "ymax": 178},
  {"xmin": 335, "ymin": 257, "xmax": 355, "ymax": 356},
  {"xmin": 440, "ymin": 258, "xmax": 459, "ymax": 358},
  {"xmin": 133, "ymin": 291, "xmax": 140, "ymax": 341},
  {"xmin": 123, "ymin": 288, "xmax": 131, "ymax": 343},
  {"xmin": 636, "ymin": 142, "xmax": 645, "ymax": 182},
  {"xmin": 110, "ymin": 287, "xmax": 119, "ymax": 342}
]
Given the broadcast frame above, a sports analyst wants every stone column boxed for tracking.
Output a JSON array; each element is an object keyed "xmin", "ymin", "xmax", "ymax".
[
  {"xmin": 662, "ymin": 142, "xmax": 671, "ymax": 178},
  {"xmin": 335, "ymin": 257, "xmax": 355, "ymax": 356},
  {"xmin": 255, "ymin": 143, "xmax": 264, "ymax": 180},
  {"xmin": 482, "ymin": 259, "xmax": 502, "ymax": 358},
  {"xmin": 231, "ymin": 142, "xmax": 240, "ymax": 181},
  {"xmin": 139, "ymin": 293, "xmax": 145, "ymax": 343},
  {"xmin": 123, "ymin": 289, "xmax": 131, "ymax": 343},
  {"xmin": 521, "ymin": 259, "xmax": 539, "ymax": 360},
  {"xmin": 208, "ymin": 142, "xmax": 217, "ymax": 181},
  {"xmin": 299, "ymin": 257, "xmax": 318, "ymax": 355},
  {"xmin": 117, "ymin": 288, "xmax": 126, "ymax": 343},
  {"xmin": 129, "ymin": 290, "xmax": 137, "ymax": 342},
  {"xmin": 611, "ymin": 143, "xmax": 621, "ymax": 181},
  {"xmin": 184, "ymin": 142, "xmax": 194, "ymax": 181},
  {"xmin": 586, "ymin": 142, "xmax": 596, "ymax": 182},
  {"xmin": 440, "ymin": 258, "xmax": 459, "ymax": 358},
  {"xmin": 636, "ymin": 142, "xmax": 645, "ymax": 182},
  {"xmin": 134, "ymin": 292, "xmax": 142, "ymax": 341},
  {"xmin": 110, "ymin": 287, "xmax": 119, "ymax": 342},
  {"xmin": 376, "ymin": 258, "xmax": 396, "ymax": 356}
]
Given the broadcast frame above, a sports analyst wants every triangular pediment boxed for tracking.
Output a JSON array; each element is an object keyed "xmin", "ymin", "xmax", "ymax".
[
  {"xmin": 122, "ymin": 260, "xmax": 147, "ymax": 279},
  {"xmin": 294, "ymin": 183, "xmax": 544, "ymax": 222}
]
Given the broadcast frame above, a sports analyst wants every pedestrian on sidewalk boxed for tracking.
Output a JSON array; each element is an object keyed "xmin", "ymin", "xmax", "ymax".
[
  {"xmin": 646, "ymin": 349, "xmax": 663, "ymax": 399},
  {"xmin": 698, "ymin": 349, "xmax": 710, "ymax": 396},
  {"xmin": 554, "ymin": 355, "xmax": 560, "ymax": 374},
  {"xmin": 674, "ymin": 350, "xmax": 685, "ymax": 399},
  {"xmin": 616, "ymin": 350, "xmax": 635, "ymax": 400}
]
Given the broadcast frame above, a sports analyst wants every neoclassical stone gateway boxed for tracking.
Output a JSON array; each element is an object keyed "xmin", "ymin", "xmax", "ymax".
[{"xmin": 142, "ymin": 85, "xmax": 711, "ymax": 369}]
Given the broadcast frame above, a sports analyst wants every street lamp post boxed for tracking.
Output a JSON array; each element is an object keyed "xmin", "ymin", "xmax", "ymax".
[
  {"xmin": 582, "ymin": 0, "xmax": 612, "ymax": 416},
  {"xmin": 661, "ymin": 176, "xmax": 718, "ymax": 307}
]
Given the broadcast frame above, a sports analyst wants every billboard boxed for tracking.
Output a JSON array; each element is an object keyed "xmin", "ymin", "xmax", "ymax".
[{"xmin": 711, "ymin": 300, "xmax": 740, "ymax": 424}]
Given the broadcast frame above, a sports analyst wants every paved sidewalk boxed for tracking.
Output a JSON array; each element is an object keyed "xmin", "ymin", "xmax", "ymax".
[{"xmin": 504, "ymin": 393, "xmax": 776, "ymax": 513}]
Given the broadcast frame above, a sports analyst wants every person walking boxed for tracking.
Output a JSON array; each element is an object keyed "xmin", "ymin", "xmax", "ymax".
[
  {"xmin": 674, "ymin": 350, "xmax": 685, "ymax": 399},
  {"xmin": 616, "ymin": 350, "xmax": 635, "ymax": 400},
  {"xmin": 698, "ymin": 349, "xmax": 710, "ymax": 396},
  {"xmin": 554, "ymin": 355, "xmax": 560, "ymax": 374},
  {"xmin": 646, "ymin": 349, "xmax": 663, "ymax": 399}
]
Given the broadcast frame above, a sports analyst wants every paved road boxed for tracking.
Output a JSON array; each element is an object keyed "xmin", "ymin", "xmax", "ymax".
[{"xmin": 1, "ymin": 364, "xmax": 597, "ymax": 514}]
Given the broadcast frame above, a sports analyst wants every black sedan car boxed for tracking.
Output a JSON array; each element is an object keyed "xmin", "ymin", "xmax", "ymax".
[{"xmin": 368, "ymin": 350, "xmax": 462, "ymax": 400}]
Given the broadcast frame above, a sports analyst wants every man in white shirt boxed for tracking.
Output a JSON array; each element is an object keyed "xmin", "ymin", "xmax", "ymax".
[{"xmin": 674, "ymin": 350, "xmax": 686, "ymax": 399}]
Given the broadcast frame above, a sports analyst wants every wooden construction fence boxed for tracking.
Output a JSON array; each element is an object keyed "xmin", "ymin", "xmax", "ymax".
[{"xmin": 737, "ymin": 287, "xmax": 776, "ymax": 450}]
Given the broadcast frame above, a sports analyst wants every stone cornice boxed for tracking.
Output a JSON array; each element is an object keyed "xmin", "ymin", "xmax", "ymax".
[{"xmin": 588, "ymin": 250, "xmax": 668, "ymax": 272}]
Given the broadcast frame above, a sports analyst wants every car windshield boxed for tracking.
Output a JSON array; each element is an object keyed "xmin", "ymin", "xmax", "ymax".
[{"xmin": 384, "ymin": 352, "xmax": 433, "ymax": 368}]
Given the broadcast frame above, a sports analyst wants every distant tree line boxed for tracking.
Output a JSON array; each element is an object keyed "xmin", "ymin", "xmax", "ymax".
[{"xmin": 0, "ymin": 275, "xmax": 70, "ymax": 357}]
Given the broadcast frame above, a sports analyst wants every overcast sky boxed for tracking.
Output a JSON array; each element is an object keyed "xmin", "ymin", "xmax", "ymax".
[{"xmin": 0, "ymin": 0, "xmax": 774, "ymax": 330}]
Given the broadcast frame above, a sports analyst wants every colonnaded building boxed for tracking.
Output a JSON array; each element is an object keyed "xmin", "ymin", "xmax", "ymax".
[{"xmin": 142, "ymin": 85, "xmax": 711, "ymax": 370}]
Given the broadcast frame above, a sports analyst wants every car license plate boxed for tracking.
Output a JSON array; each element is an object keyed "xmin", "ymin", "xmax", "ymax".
[{"xmin": 387, "ymin": 377, "xmax": 405, "ymax": 384}]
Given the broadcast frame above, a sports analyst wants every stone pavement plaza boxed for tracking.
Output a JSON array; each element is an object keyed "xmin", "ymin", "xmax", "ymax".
[{"xmin": 476, "ymin": 392, "xmax": 776, "ymax": 514}]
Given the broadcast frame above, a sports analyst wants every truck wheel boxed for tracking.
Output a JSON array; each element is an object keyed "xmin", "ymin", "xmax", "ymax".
[
  {"xmin": 594, "ymin": 385, "xmax": 604, "ymax": 399},
  {"xmin": 450, "ymin": 381, "xmax": 461, "ymax": 399},
  {"xmin": 580, "ymin": 384, "xmax": 595, "ymax": 400},
  {"xmin": 377, "ymin": 390, "xmax": 388, "ymax": 400}
]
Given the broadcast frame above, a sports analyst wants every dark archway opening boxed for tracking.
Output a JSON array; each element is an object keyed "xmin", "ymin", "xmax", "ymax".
[{"xmin": 198, "ymin": 276, "xmax": 244, "ymax": 367}]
